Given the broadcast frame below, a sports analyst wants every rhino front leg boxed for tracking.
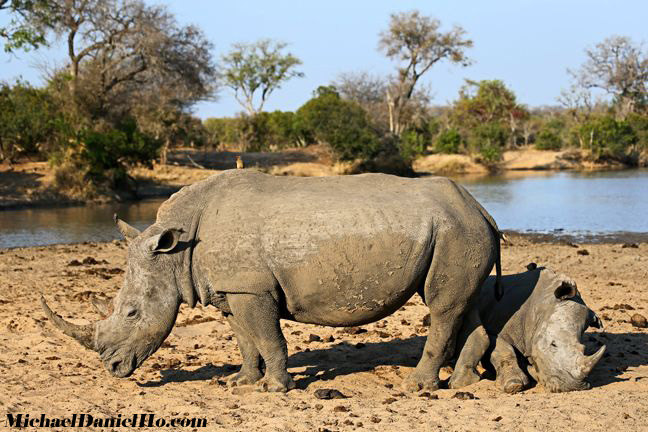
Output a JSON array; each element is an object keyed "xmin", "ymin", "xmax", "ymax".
[
  {"xmin": 225, "ymin": 315, "xmax": 263, "ymax": 387},
  {"xmin": 226, "ymin": 292, "xmax": 295, "ymax": 393},
  {"xmin": 449, "ymin": 307, "xmax": 489, "ymax": 389},
  {"xmin": 490, "ymin": 337, "xmax": 529, "ymax": 394}
]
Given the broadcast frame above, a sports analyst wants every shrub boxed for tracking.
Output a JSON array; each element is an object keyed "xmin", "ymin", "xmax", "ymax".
[
  {"xmin": 577, "ymin": 116, "xmax": 638, "ymax": 162},
  {"xmin": 0, "ymin": 80, "xmax": 59, "ymax": 161},
  {"xmin": 535, "ymin": 118, "xmax": 565, "ymax": 150},
  {"xmin": 295, "ymin": 86, "xmax": 380, "ymax": 160},
  {"xmin": 435, "ymin": 129, "xmax": 462, "ymax": 154}
]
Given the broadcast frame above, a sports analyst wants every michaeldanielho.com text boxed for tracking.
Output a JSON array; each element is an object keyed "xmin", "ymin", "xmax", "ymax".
[{"xmin": 6, "ymin": 413, "xmax": 207, "ymax": 428}]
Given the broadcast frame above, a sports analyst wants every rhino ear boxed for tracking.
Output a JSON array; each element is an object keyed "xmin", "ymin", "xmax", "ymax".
[
  {"xmin": 554, "ymin": 281, "xmax": 577, "ymax": 300},
  {"xmin": 145, "ymin": 228, "xmax": 181, "ymax": 254}
]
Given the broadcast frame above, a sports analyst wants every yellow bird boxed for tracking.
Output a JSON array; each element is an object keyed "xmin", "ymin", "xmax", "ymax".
[{"xmin": 236, "ymin": 155, "xmax": 244, "ymax": 169}]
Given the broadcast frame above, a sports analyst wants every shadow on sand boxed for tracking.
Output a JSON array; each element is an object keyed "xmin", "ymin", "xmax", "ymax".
[{"xmin": 137, "ymin": 330, "xmax": 648, "ymax": 391}]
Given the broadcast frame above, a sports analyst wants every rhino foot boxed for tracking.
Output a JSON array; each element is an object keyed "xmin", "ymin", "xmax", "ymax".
[
  {"xmin": 497, "ymin": 372, "xmax": 529, "ymax": 394},
  {"xmin": 255, "ymin": 373, "xmax": 296, "ymax": 393},
  {"xmin": 401, "ymin": 374, "xmax": 440, "ymax": 392},
  {"xmin": 448, "ymin": 367, "xmax": 481, "ymax": 389},
  {"xmin": 226, "ymin": 369, "xmax": 263, "ymax": 387}
]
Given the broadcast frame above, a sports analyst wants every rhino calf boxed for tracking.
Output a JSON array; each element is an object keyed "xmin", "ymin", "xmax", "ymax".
[{"xmin": 451, "ymin": 266, "xmax": 605, "ymax": 393}]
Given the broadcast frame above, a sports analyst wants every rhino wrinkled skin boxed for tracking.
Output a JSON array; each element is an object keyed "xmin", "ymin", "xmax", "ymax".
[
  {"xmin": 452, "ymin": 266, "xmax": 606, "ymax": 393},
  {"xmin": 41, "ymin": 170, "xmax": 502, "ymax": 393}
]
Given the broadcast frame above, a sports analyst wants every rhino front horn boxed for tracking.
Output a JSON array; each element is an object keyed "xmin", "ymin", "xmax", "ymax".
[
  {"xmin": 40, "ymin": 295, "xmax": 97, "ymax": 351},
  {"xmin": 579, "ymin": 345, "xmax": 606, "ymax": 378}
]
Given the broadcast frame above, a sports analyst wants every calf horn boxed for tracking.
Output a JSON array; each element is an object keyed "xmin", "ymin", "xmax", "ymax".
[
  {"xmin": 40, "ymin": 295, "xmax": 97, "ymax": 351},
  {"xmin": 578, "ymin": 345, "xmax": 606, "ymax": 378}
]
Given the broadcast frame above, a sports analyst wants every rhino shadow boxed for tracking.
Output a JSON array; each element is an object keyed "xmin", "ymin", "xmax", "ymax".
[
  {"xmin": 137, "ymin": 362, "xmax": 237, "ymax": 387},
  {"xmin": 586, "ymin": 331, "xmax": 648, "ymax": 388},
  {"xmin": 287, "ymin": 336, "xmax": 427, "ymax": 389}
]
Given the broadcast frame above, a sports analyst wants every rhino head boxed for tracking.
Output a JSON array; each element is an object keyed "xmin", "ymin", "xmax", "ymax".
[
  {"xmin": 41, "ymin": 216, "xmax": 188, "ymax": 378},
  {"xmin": 527, "ymin": 272, "xmax": 605, "ymax": 392}
]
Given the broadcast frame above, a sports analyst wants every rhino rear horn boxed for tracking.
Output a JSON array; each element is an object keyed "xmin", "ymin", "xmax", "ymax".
[
  {"xmin": 91, "ymin": 295, "xmax": 114, "ymax": 319},
  {"xmin": 114, "ymin": 214, "xmax": 141, "ymax": 241},
  {"xmin": 41, "ymin": 295, "xmax": 97, "ymax": 351}
]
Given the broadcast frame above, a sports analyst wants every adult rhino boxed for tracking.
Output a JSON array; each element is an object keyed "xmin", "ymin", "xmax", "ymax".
[{"xmin": 41, "ymin": 170, "xmax": 501, "ymax": 392}]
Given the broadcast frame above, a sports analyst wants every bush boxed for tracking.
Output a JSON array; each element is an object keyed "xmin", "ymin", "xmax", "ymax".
[
  {"xmin": 467, "ymin": 122, "xmax": 508, "ymax": 162},
  {"xmin": 534, "ymin": 119, "xmax": 565, "ymax": 150},
  {"xmin": 50, "ymin": 119, "xmax": 161, "ymax": 194},
  {"xmin": 0, "ymin": 80, "xmax": 59, "ymax": 161},
  {"xmin": 435, "ymin": 129, "xmax": 462, "ymax": 154},
  {"xmin": 204, "ymin": 111, "xmax": 298, "ymax": 151},
  {"xmin": 577, "ymin": 116, "xmax": 638, "ymax": 162},
  {"xmin": 295, "ymin": 86, "xmax": 380, "ymax": 160}
]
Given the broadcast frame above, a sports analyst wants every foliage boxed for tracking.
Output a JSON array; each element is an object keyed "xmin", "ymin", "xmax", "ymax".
[
  {"xmin": 0, "ymin": 0, "xmax": 52, "ymax": 52},
  {"xmin": 435, "ymin": 129, "xmax": 463, "ymax": 154},
  {"xmin": 0, "ymin": 80, "xmax": 59, "ymax": 161},
  {"xmin": 221, "ymin": 39, "xmax": 303, "ymax": 115},
  {"xmin": 295, "ymin": 86, "xmax": 380, "ymax": 160},
  {"xmin": 534, "ymin": 119, "xmax": 565, "ymax": 150},
  {"xmin": 379, "ymin": 10, "xmax": 472, "ymax": 135},
  {"xmin": 576, "ymin": 116, "xmax": 638, "ymax": 162}
]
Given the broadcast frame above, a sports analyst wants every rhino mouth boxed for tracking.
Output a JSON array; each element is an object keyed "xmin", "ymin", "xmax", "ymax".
[{"xmin": 102, "ymin": 351, "xmax": 137, "ymax": 378}]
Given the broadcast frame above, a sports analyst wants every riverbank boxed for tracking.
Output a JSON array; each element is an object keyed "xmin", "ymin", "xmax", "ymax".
[
  {"xmin": 1, "ymin": 235, "xmax": 646, "ymax": 431},
  {"xmin": 0, "ymin": 147, "xmax": 639, "ymax": 209}
]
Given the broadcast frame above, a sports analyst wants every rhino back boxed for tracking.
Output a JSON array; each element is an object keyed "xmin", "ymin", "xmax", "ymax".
[{"xmin": 161, "ymin": 170, "xmax": 491, "ymax": 325}]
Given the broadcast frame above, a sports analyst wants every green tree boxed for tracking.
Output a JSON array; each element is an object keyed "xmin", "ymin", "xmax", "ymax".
[
  {"xmin": 379, "ymin": 10, "xmax": 472, "ymax": 136},
  {"xmin": 450, "ymin": 80, "xmax": 527, "ymax": 158},
  {"xmin": 295, "ymin": 86, "xmax": 380, "ymax": 160},
  {"xmin": 535, "ymin": 118, "xmax": 566, "ymax": 151},
  {"xmin": 435, "ymin": 128, "xmax": 462, "ymax": 154},
  {"xmin": 0, "ymin": 0, "xmax": 52, "ymax": 52},
  {"xmin": 575, "ymin": 116, "xmax": 638, "ymax": 162},
  {"xmin": 0, "ymin": 80, "xmax": 58, "ymax": 162},
  {"xmin": 221, "ymin": 39, "xmax": 303, "ymax": 115}
]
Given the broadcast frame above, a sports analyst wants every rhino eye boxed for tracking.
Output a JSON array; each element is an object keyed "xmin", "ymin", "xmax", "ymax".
[{"xmin": 126, "ymin": 309, "xmax": 138, "ymax": 318}]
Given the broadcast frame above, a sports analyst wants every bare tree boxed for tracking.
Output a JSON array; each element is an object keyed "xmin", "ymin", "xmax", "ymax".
[
  {"xmin": 378, "ymin": 10, "xmax": 472, "ymax": 136},
  {"xmin": 567, "ymin": 36, "xmax": 647, "ymax": 118},
  {"xmin": 221, "ymin": 39, "xmax": 303, "ymax": 115}
]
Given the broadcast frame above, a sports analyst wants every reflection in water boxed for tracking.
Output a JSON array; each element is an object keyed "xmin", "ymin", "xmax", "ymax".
[
  {"xmin": 0, "ymin": 199, "xmax": 164, "ymax": 248},
  {"xmin": 0, "ymin": 169, "xmax": 647, "ymax": 248}
]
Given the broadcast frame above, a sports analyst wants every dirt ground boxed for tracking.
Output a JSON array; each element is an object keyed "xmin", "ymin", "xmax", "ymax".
[{"xmin": 1, "ymin": 234, "xmax": 647, "ymax": 431}]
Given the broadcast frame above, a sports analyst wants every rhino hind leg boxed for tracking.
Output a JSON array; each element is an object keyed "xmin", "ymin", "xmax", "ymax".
[
  {"xmin": 490, "ymin": 337, "xmax": 529, "ymax": 394},
  {"xmin": 226, "ymin": 292, "xmax": 295, "ymax": 393},
  {"xmin": 225, "ymin": 315, "xmax": 264, "ymax": 387},
  {"xmin": 449, "ymin": 307, "xmax": 489, "ymax": 389},
  {"xmin": 403, "ymin": 237, "xmax": 492, "ymax": 392}
]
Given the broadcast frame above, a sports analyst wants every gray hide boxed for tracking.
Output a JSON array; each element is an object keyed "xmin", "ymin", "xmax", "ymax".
[
  {"xmin": 452, "ymin": 266, "xmax": 605, "ymax": 393},
  {"xmin": 42, "ymin": 169, "xmax": 501, "ymax": 392}
]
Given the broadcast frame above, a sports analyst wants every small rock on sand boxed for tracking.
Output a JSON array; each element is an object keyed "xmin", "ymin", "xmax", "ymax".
[
  {"xmin": 452, "ymin": 392, "xmax": 477, "ymax": 400},
  {"xmin": 630, "ymin": 313, "xmax": 647, "ymax": 328},
  {"xmin": 314, "ymin": 388, "xmax": 347, "ymax": 400}
]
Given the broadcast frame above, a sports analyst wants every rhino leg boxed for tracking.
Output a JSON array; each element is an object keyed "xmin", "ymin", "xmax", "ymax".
[
  {"xmin": 226, "ymin": 292, "xmax": 295, "ymax": 393},
  {"xmin": 225, "ymin": 315, "xmax": 263, "ymax": 387},
  {"xmin": 449, "ymin": 307, "xmax": 489, "ymax": 389},
  {"xmin": 402, "ymin": 239, "xmax": 491, "ymax": 392},
  {"xmin": 490, "ymin": 337, "xmax": 529, "ymax": 394}
]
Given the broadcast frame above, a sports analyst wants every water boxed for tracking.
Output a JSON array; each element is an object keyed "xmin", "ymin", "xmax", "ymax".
[
  {"xmin": 0, "ymin": 199, "xmax": 165, "ymax": 249},
  {"xmin": 1, "ymin": 170, "xmax": 647, "ymax": 248},
  {"xmin": 459, "ymin": 169, "xmax": 648, "ymax": 238}
]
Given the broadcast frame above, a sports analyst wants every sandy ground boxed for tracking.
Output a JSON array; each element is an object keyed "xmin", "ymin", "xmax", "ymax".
[{"xmin": 1, "ymin": 235, "xmax": 647, "ymax": 431}]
